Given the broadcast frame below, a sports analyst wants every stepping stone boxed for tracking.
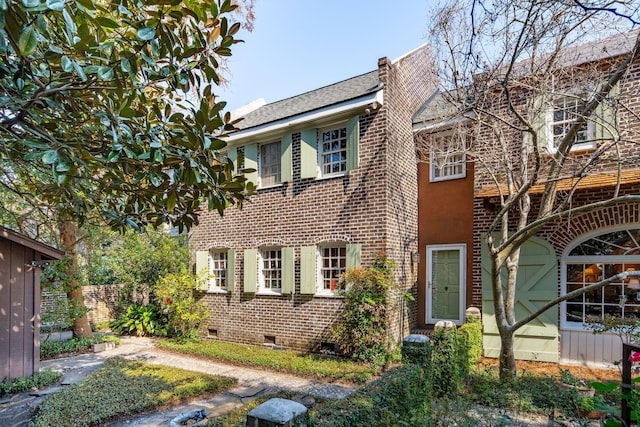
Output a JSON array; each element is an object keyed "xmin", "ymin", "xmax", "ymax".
[
  {"xmin": 230, "ymin": 384, "xmax": 266, "ymax": 398},
  {"xmin": 246, "ymin": 398, "xmax": 307, "ymax": 427}
]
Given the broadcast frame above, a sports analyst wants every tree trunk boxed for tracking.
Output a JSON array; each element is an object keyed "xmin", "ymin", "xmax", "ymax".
[
  {"xmin": 58, "ymin": 219, "xmax": 94, "ymax": 339},
  {"xmin": 499, "ymin": 327, "xmax": 516, "ymax": 382}
]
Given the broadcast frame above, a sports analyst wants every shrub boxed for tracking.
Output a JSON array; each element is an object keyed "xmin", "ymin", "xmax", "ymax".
[
  {"xmin": 457, "ymin": 317, "xmax": 483, "ymax": 377},
  {"xmin": 431, "ymin": 326, "xmax": 462, "ymax": 398},
  {"xmin": 304, "ymin": 365, "xmax": 431, "ymax": 426},
  {"xmin": 0, "ymin": 370, "xmax": 62, "ymax": 397},
  {"xmin": 110, "ymin": 304, "xmax": 162, "ymax": 336},
  {"xmin": 153, "ymin": 269, "xmax": 210, "ymax": 339},
  {"xmin": 333, "ymin": 255, "xmax": 396, "ymax": 366},
  {"xmin": 41, "ymin": 335, "xmax": 121, "ymax": 359},
  {"xmin": 402, "ymin": 340, "xmax": 432, "ymax": 368}
]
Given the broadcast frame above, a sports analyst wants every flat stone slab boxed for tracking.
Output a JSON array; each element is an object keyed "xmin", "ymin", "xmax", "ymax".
[
  {"xmin": 246, "ymin": 398, "xmax": 307, "ymax": 427},
  {"xmin": 93, "ymin": 342, "xmax": 116, "ymax": 352},
  {"xmin": 231, "ymin": 384, "xmax": 266, "ymax": 398},
  {"xmin": 404, "ymin": 334, "xmax": 430, "ymax": 344}
]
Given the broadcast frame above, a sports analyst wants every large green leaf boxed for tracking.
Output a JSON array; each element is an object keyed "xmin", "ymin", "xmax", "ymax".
[
  {"xmin": 18, "ymin": 26, "xmax": 38, "ymax": 55},
  {"xmin": 137, "ymin": 26, "xmax": 155, "ymax": 41}
]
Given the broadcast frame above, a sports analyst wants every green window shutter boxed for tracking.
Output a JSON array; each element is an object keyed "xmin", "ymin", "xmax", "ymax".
[
  {"xmin": 244, "ymin": 144, "xmax": 258, "ymax": 185},
  {"xmin": 530, "ymin": 95, "xmax": 547, "ymax": 151},
  {"xmin": 594, "ymin": 83, "xmax": 619, "ymax": 141},
  {"xmin": 281, "ymin": 247, "xmax": 294, "ymax": 294},
  {"xmin": 346, "ymin": 116, "xmax": 360, "ymax": 171},
  {"xmin": 195, "ymin": 250, "xmax": 209, "ymax": 291},
  {"xmin": 346, "ymin": 243, "xmax": 361, "ymax": 270},
  {"xmin": 281, "ymin": 134, "xmax": 293, "ymax": 183},
  {"xmin": 226, "ymin": 249, "xmax": 235, "ymax": 292},
  {"xmin": 300, "ymin": 129, "xmax": 318, "ymax": 179},
  {"xmin": 243, "ymin": 249, "xmax": 257, "ymax": 293},
  {"xmin": 300, "ymin": 246, "xmax": 317, "ymax": 294},
  {"xmin": 227, "ymin": 147, "xmax": 237, "ymax": 173}
]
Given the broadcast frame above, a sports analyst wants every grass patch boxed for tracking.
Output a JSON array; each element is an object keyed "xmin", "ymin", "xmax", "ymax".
[
  {"xmin": 40, "ymin": 333, "xmax": 121, "ymax": 359},
  {"xmin": 0, "ymin": 370, "xmax": 62, "ymax": 397},
  {"xmin": 157, "ymin": 339, "xmax": 377, "ymax": 382},
  {"xmin": 465, "ymin": 367, "xmax": 577, "ymax": 415},
  {"xmin": 31, "ymin": 357, "xmax": 236, "ymax": 427}
]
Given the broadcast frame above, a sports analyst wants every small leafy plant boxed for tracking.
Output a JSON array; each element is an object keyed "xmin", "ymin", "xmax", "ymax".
[
  {"xmin": 110, "ymin": 304, "xmax": 161, "ymax": 336},
  {"xmin": 0, "ymin": 370, "xmax": 62, "ymax": 397}
]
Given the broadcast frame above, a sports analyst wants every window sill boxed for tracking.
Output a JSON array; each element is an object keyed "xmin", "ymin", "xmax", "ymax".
[
  {"xmin": 314, "ymin": 292, "xmax": 345, "ymax": 299},
  {"xmin": 256, "ymin": 290, "xmax": 283, "ymax": 296},
  {"xmin": 316, "ymin": 171, "xmax": 349, "ymax": 181},
  {"xmin": 430, "ymin": 173, "xmax": 467, "ymax": 183},
  {"xmin": 258, "ymin": 182, "xmax": 284, "ymax": 190},
  {"xmin": 206, "ymin": 289, "xmax": 228, "ymax": 294}
]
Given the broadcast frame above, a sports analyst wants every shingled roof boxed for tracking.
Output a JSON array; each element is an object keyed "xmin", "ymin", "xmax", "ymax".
[{"xmin": 234, "ymin": 70, "xmax": 380, "ymax": 131}]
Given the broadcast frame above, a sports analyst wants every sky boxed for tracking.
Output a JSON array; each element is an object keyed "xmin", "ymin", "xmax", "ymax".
[{"xmin": 218, "ymin": 0, "xmax": 434, "ymax": 112}]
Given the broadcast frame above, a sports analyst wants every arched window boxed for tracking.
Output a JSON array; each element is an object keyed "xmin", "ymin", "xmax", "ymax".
[{"xmin": 562, "ymin": 228, "xmax": 640, "ymax": 328}]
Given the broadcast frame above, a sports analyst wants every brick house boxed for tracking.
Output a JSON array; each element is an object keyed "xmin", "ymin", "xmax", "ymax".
[
  {"xmin": 414, "ymin": 31, "xmax": 640, "ymax": 365},
  {"xmin": 189, "ymin": 45, "xmax": 436, "ymax": 351}
]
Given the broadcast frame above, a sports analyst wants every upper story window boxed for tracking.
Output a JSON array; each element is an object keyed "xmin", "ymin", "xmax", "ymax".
[
  {"xmin": 547, "ymin": 96, "xmax": 595, "ymax": 152},
  {"xmin": 260, "ymin": 248, "xmax": 282, "ymax": 293},
  {"xmin": 259, "ymin": 141, "xmax": 281, "ymax": 187},
  {"xmin": 430, "ymin": 132, "xmax": 466, "ymax": 182},
  {"xmin": 209, "ymin": 250, "xmax": 227, "ymax": 291},
  {"xmin": 319, "ymin": 125, "xmax": 348, "ymax": 176}
]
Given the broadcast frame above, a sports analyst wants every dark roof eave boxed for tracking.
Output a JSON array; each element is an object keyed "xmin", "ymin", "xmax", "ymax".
[{"xmin": 0, "ymin": 226, "xmax": 65, "ymax": 260}]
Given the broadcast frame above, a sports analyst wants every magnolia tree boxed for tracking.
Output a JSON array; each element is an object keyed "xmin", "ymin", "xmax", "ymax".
[
  {"xmin": 425, "ymin": 0, "xmax": 640, "ymax": 379},
  {"xmin": 0, "ymin": 0, "xmax": 254, "ymax": 337}
]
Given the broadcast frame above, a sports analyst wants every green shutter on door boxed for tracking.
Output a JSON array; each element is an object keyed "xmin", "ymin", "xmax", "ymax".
[
  {"xmin": 243, "ymin": 249, "xmax": 257, "ymax": 293},
  {"xmin": 227, "ymin": 147, "xmax": 237, "ymax": 173},
  {"xmin": 346, "ymin": 116, "xmax": 360, "ymax": 171},
  {"xmin": 281, "ymin": 134, "xmax": 293, "ymax": 183},
  {"xmin": 300, "ymin": 129, "xmax": 318, "ymax": 179},
  {"xmin": 226, "ymin": 249, "xmax": 235, "ymax": 292},
  {"xmin": 281, "ymin": 247, "xmax": 294, "ymax": 294},
  {"xmin": 594, "ymin": 83, "xmax": 619, "ymax": 141},
  {"xmin": 195, "ymin": 250, "xmax": 209, "ymax": 291},
  {"xmin": 300, "ymin": 246, "xmax": 317, "ymax": 294},
  {"xmin": 244, "ymin": 144, "xmax": 258, "ymax": 185},
  {"xmin": 346, "ymin": 243, "xmax": 361, "ymax": 269}
]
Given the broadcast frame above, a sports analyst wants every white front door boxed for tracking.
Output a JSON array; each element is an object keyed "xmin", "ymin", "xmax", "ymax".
[{"xmin": 427, "ymin": 244, "xmax": 465, "ymax": 325}]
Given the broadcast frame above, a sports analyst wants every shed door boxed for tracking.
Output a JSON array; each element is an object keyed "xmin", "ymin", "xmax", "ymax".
[{"xmin": 482, "ymin": 236, "xmax": 559, "ymax": 362}]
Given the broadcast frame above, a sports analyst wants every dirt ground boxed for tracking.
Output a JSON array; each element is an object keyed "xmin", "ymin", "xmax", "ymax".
[{"xmin": 478, "ymin": 357, "xmax": 622, "ymax": 382}]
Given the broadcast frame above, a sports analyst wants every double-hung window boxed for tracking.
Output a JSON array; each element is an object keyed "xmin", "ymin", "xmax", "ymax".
[
  {"xmin": 209, "ymin": 250, "xmax": 227, "ymax": 291},
  {"xmin": 547, "ymin": 96, "xmax": 595, "ymax": 152},
  {"xmin": 319, "ymin": 245, "xmax": 346, "ymax": 293},
  {"xmin": 260, "ymin": 248, "xmax": 282, "ymax": 293},
  {"xmin": 319, "ymin": 126, "xmax": 348, "ymax": 176},
  {"xmin": 259, "ymin": 141, "xmax": 281, "ymax": 187},
  {"xmin": 195, "ymin": 248, "xmax": 235, "ymax": 292},
  {"xmin": 430, "ymin": 133, "xmax": 466, "ymax": 182}
]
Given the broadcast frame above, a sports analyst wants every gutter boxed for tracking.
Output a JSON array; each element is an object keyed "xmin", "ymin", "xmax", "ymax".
[{"xmin": 226, "ymin": 89, "xmax": 384, "ymax": 146}]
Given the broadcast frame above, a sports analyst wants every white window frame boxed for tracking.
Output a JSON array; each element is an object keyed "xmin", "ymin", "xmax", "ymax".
[
  {"xmin": 429, "ymin": 132, "xmax": 466, "ymax": 182},
  {"xmin": 560, "ymin": 227, "xmax": 640, "ymax": 330},
  {"xmin": 258, "ymin": 247, "xmax": 282, "ymax": 295},
  {"xmin": 316, "ymin": 244, "xmax": 347, "ymax": 296},
  {"xmin": 546, "ymin": 96, "xmax": 596, "ymax": 153},
  {"xmin": 258, "ymin": 140, "xmax": 282, "ymax": 188},
  {"xmin": 208, "ymin": 250, "xmax": 228, "ymax": 293},
  {"xmin": 318, "ymin": 123, "xmax": 348, "ymax": 178},
  {"xmin": 426, "ymin": 244, "xmax": 466, "ymax": 325}
]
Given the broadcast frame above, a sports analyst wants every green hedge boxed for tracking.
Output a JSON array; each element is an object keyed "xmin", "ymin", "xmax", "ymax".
[{"xmin": 304, "ymin": 365, "xmax": 431, "ymax": 426}]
